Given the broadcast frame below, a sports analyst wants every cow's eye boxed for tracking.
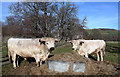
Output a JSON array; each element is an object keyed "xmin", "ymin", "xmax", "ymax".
[{"xmin": 46, "ymin": 43, "xmax": 48, "ymax": 44}]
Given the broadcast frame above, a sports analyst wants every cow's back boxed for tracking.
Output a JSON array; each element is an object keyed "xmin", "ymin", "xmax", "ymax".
[
  {"xmin": 82, "ymin": 40, "xmax": 105, "ymax": 54},
  {"xmin": 8, "ymin": 38, "xmax": 41, "ymax": 57}
]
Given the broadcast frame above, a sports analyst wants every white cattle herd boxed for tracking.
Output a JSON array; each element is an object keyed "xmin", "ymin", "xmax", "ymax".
[{"xmin": 7, "ymin": 37, "xmax": 106, "ymax": 68}]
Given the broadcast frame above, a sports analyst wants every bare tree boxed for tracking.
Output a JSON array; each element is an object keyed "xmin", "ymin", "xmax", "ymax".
[
  {"xmin": 52, "ymin": 2, "xmax": 81, "ymax": 40},
  {"xmin": 6, "ymin": 2, "xmax": 87, "ymax": 39},
  {"xmin": 9, "ymin": 2, "xmax": 54, "ymax": 37}
]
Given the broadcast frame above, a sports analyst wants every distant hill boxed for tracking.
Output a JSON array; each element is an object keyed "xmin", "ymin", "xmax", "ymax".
[
  {"xmin": 86, "ymin": 28, "xmax": 119, "ymax": 41},
  {"xmin": 98, "ymin": 28, "xmax": 117, "ymax": 31},
  {"xmin": 87, "ymin": 28, "xmax": 118, "ymax": 34}
]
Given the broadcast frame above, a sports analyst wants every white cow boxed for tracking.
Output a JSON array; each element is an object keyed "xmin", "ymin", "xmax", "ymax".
[
  {"xmin": 8, "ymin": 37, "xmax": 59, "ymax": 68},
  {"xmin": 68, "ymin": 39, "xmax": 106, "ymax": 61}
]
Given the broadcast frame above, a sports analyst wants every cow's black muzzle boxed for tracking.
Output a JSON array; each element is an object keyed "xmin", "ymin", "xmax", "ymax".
[{"xmin": 50, "ymin": 47, "xmax": 55, "ymax": 51}]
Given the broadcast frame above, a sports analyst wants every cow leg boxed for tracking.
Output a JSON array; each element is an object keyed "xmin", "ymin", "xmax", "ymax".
[
  {"xmin": 84, "ymin": 52, "xmax": 88, "ymax": 58},
  {"xmin": 100, "ymin": 51, "xmax": 103, "ymax": 61},
  {"xmin": 40, "ymin": 60, "xmax": 42, "ymax": 66},
  {"xmin": 17, "ymin": 59, "xmax": 19, "ymax": 67},
  {"xmin": 97, "ymin": 50, "xmax": 100, "ymax": 61},
  {"xmin": 12, "ymin": 53, "xmax": 17, "ymax": 68},
  {"xmin": 35, "ymin": 56, "xmax": 40, "ymax": 67},
  {"xmin": 16, "ymin": 56, "xmax": 19, "ymax": 67},
  {"xmin": 36, "ymin": 60, "xmax": 40, "ymax": 67},
  {"xmin": 8, "ymin": 50, "xmax": 11, "ymax": 62}
]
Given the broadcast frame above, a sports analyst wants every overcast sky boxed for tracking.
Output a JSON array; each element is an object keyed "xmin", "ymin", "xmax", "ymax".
[{"xmin": 1, "ymin": 2, "xmax": 118, "ymax": 30}]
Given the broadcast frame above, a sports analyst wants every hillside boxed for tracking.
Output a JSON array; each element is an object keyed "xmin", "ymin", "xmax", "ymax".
[
  {"xmin": 87, "ymin": 28, "xmax": 118, "ymax": 33},
  {"xmin": 86, "ymin": 28, "xmax": 119, "ymax": 41}
]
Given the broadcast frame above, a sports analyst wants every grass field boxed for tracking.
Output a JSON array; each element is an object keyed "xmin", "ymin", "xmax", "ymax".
[{"xmin": 1, "ymin": 41, "xmax": 120, "ymax": 72}]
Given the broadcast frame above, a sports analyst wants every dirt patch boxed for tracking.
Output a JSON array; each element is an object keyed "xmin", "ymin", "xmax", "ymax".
[{"xmin": 2, "ymin": 53, "xmax": 120, "ymax": 75}]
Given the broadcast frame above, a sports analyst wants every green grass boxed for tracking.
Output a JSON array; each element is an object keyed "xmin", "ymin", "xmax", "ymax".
[
  {"xmin": 2, "ymin": 63, "xmax": 13, "ymax": 72},
  {"xmin": 52, "ymin": 45, "xmax": 72, "ymax": 55},
  {"xmin": 106, "ymin": 42, "xmax": 119, "ymax": 53},
  {"xmin": 105, "ymin": 42, "xmax": 119, "ymax": 63},
  {"xmin": 104, "ymin": 51, "xmax": 118, "ymax": 63},
  {"xmin": 2, "ymin": 50, "xmax": 8, "ymax": 57},
  {"xmin": 2, "ymin": 42, "xmax": 8, "ymax": 57}
]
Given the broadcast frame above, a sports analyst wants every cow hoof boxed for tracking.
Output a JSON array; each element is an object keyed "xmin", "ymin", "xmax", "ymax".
[
  {"xmin": 14, "ymin": 67, "xmax": 17, "ymax": 69},
  {"xmin": 40, "ymin": 64, "xmax": 42, "ymax": 66},
  {"xmin": 37, "ymin": 65, "xmax": 40, "ymax": 67}
]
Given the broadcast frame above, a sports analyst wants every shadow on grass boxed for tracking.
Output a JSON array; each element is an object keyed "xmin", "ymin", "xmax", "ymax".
[
  {"xmin": 89, "ymin": 54, "xmax": 97, "ymax": 61},
  {"xmin": 1, "ymin": 59, "xmax": 9, "ymax": 62},
  {"xmin": 2, "ymin": 55, "xmax": 8, "ymax": 58}
]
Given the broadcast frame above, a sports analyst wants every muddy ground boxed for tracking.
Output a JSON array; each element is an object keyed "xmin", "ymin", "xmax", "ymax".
[{"xmin": 2, "ymin": 53, "xmax": 120, "ymax": 75}]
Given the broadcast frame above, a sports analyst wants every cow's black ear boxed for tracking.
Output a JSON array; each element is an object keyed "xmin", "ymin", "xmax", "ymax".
[
  {"xmin": 79, "ymin": 41, "xmax": 84, "ymax": 45},
  {"xmin": 39, "ymin": 40, "xmax": 45, "ymax": 45}
]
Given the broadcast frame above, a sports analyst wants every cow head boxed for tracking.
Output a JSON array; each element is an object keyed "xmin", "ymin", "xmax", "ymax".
[
  {"xmin": 67, "ymin": 39, "xmax": 84, "ymax": 51},
  {"xmin": 40, "ymin": 37, "xmax": 59, "ymax": 51}
]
